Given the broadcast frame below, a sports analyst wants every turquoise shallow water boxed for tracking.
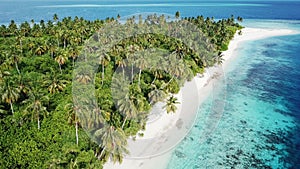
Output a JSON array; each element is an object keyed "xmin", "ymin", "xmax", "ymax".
[{"xmin": 167, "ymin": 23, "xmax": 300, "ymax": 168}]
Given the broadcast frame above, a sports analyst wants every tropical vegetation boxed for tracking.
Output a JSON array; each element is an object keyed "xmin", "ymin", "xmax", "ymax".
[{"xmin": 0, "ymin": 12, "xmax": 242, "ymax": 168}]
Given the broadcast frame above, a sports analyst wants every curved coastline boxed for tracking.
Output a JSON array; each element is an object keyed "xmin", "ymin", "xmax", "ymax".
[{"xmin": 103, "ymin": 27, "xmax": 299, "ymax": 169}]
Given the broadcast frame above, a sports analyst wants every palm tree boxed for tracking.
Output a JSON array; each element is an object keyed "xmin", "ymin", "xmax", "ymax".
[
  {"xmin": 163, "ymin": 95, "xmax": 180, "ymax": 113},
  {"xmin": 16, "ymin": 73, "xmax": 30, "ymax": 95},
  {"xmin": 175, "ymin": 11, "xmax": 180, "ymax": 19},
  {"xmin": 8, "ymin": 20, "xmax": 17, "ymax": 36},
  {"xmin": 117, "ymin": 94, "xmax": 138, "ymax": 129},
  {"xmin": 237, "ymin": 16, "xmax": 243, "ymax": 22},
  {"xmin": 0, "ymin": 80, "xmax": 20, "ymax": 115},
  {"xmin": 238, "ymin": 30, "xmax": 242, "ymax": 35},
  {"xmin": 31, "ymin": 23, "xmax": 43, "ymax": 37},
  {"xmin": 125, "ymin": 44, "xmax": 140, "ymax": 82},
  {"xmin": 111, "ymin": 74, "xmax": 139, "ymax": 128},
  {"xmin": 114, "ymin": 55, "xmax": 126, "ymax": 77},
  {"xmin": 53, "ymin": 14, "xmax": 59, "ymax": 23},
  {"xmin": 0, "ymin": 69, "xmax": 11, "ymax": 83},
  {"xmin": 64, "ymin": 102, "xmax": 80, "ymax": 145},
  {"xmin": 75, "ymin": 72, "xmax": 92, "ymax": 85},
  {"xmin": 45, "ymin": 76, "xmax": 68, "ymax": 94},
  {"xmin": 55, "ymin": 49, "xmax": 69, "ymax": 74},
  {"xmin": 8, "ymin": 48, "xmax": 22, "ymax": 74},
  {"xmin": 68, "ymin": 46, "xmax": 80, "ymax": 66},
  {"xmin": 16, "ymin": 25, "xmax": 27, "ymax": 53},
  {"xmin": 166, "ymin": 53, "xmax": 185, "ymax": 85},
  {"xmin": 94, "ymin": 125, "xmax": 129, "ymax": 163},
  {"xmin": 0, "ymin": 25, "xmax": 7, "ymax": 37},
  {"xmin": 99, "ymin": 52, "xmax": 111, "ymax": 85},
  {"xmin": 215, "ymin": 52, "xmax": 224, "ymax": 65},
  {"xmin": 46, "ymin": 37, "xmax": 57, "ymax": 58},
  {"xmin": 30, "ymin": 19, "xmax": 34, "ymax": 26},
  {"xmin": 61, "ymin": 29, "xmax": 69, "ymax": 48},
  {"xmin": 43, "ymin": 69, "xmax": 68, "ymax": 94},
  {"xmin": 23, "ymin": 88, "xmax": 49, "ymax": 130},
  {"xmin": 148, "ymin": 85, "xmax": 167, "ymax": 105},
  {"xmin": 35, "ymin": 42, "xmax": 47, "ymax": 55},
  {"xmin": 0, "ymin": 105, "xmax": 6, "ymax": 116},
  {"xmin": 134, "ymin": 50, "xmax": 148, "ymax": 86},
  {"xmin": 79, "ymin": 99, "xmax": 105, "ymax": 132},
  {"xmin": 40, "ymin": 19, "xmax": 45, "ymax": 29}
]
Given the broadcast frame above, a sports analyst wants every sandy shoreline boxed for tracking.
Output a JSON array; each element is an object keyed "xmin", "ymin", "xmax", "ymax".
[{"xmin": 103, "ymin": 27, "xmax": 299, "ymax": 169}]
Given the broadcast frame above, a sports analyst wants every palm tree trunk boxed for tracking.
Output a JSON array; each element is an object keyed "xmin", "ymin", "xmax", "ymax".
[
  {"xmin": 59, "ymin": 63, "xmax": 62, "ymax": 74},
  {"xmin": 15, "ymin": 62, "xmax": 20, "ymax": 74},
  {"xmin": 75, "ymin": 121, "xmax": 78, "ymax": 145},
  {"xmin": 10, "ymin": 102, "xmax": 14, "ymax": 115},
  {"xmin": 98, "ymin": 147, "xmax": 106, "ymax": 159},
  {"xmin": 38, "ymin": 116, "xmax": 40, "ymax": 130},
  {"xmin": 151, "ymin": 74, "xmax": 157, "ymax": 84},
  {"xmin": 102, "ymin": 64, "xmax": 105, "ymax": 85},
  {"xmin": 138, "ymin": 69, "xmax": 141, "ymax": 86},
  {"xmin": 63, "ymin": 39, "xmax": 66, "ymax": 48},
  {"xmin": 166, "ymin": 75, "xmax": 174, "ymax": 86},
  {"xmin": 131, "ymin": 64, "xmax": 134, "ymax": 82},
  {"xmin": 57, "ymin": 39, "xmax": 60, "ymax": 48},
  {"xmin": 121, "ymin": 115, "xmax": 128, "ymax": 129},
  {"xmin": 20, "ymin": 40, "xmax": 23, "ymax": 53},
  {"xmin": 122, "ymin": 65, "xmax": 125, "ymax": 77}
]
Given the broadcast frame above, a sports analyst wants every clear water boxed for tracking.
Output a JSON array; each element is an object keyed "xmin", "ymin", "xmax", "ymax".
[
  {"xmin": 1, "ymin": 0, "xmax": 300, "ymax": 168},
  {"xmin": 167, "ymin": 25, "xmax": 300, "ymax": 168}
]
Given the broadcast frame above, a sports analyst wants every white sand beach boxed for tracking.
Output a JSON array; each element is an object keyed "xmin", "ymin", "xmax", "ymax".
[{"xmin": 103, "ymin": 27, "xmax": 298, "ymax": 169}]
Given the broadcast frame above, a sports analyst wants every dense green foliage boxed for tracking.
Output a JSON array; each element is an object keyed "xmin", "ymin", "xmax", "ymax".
[{"xmin": 0, "ymin": 12, "xmax": 242, "ymax": 168}]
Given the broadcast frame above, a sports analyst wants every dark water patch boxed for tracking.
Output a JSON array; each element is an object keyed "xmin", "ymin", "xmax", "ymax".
[
  {"xmin": 242, "ymin": 60, "xmax": 298, "ymax": 107},
  {"xmin": 257, "ymin": 92, "xmax": 278, "ymax": 104},
  {"xmin": 274, "ymin": 109, "xmax": 295, "ymax": 117},
  {"xmin": 286, "ymin": 122, "xmax": 300, "ymax": 168},
  {"xmin": 286, "ymin": 105, "xmax": 300, "ymax": 119},
  {"xmin": 263, "ymin": 43, "xmax": 278, "ymax": 48},
  {"xmin": 222, "ymin": 148, "xmax": 272, "ymax": 169},
  {"xmin": 262, "ymin": 130, "xmax": 287, "ymax": 144},
  {"xmin": 240, "ymin": 120, "xmax": 247, "ymax": 125},
  {"xmin": 175, "ymin": 150, "xmax": 186, "ymax": 158},
  {"xmin": 218, "ymin": 118, "xmax": 297, "ymax": 168},
  {"xmin": 261, "ymin": 127, "xmax": 297, "ymax": 168},
  {"xmin": 261, "ymin": 50, "xmax": 272, "ymax": 57}
]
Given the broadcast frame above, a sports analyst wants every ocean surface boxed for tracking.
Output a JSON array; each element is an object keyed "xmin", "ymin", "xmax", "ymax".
[
  {"xmin": 1, "ymin": 0, "xmax": 300, "ymax": 168},
  {"xmin": 167, "ymin": 24, "xmax": 300, "ymax": 168},
  {"xmin": 1, "ymin": 0, "xmax": 300, "ymax": 25}
]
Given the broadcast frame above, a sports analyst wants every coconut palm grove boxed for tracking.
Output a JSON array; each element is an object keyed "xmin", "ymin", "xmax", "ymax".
[{"xmin": 0, "ymin": 12, "xmax": 242, "ymax": 168}]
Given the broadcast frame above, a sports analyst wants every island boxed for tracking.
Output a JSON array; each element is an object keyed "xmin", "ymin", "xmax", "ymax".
[{"xmin": 1, "ymin": 12, "xmax": 296, "ymax": 169}]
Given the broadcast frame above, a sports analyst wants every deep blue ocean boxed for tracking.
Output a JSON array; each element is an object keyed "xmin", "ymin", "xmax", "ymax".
[
  {"xmin": 1, "ymin": 0, "xmax": 300, "ymax": 24},
  {"xmin": 1, "ymin": 0, "xmax": 299, "ymax": 168}
]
